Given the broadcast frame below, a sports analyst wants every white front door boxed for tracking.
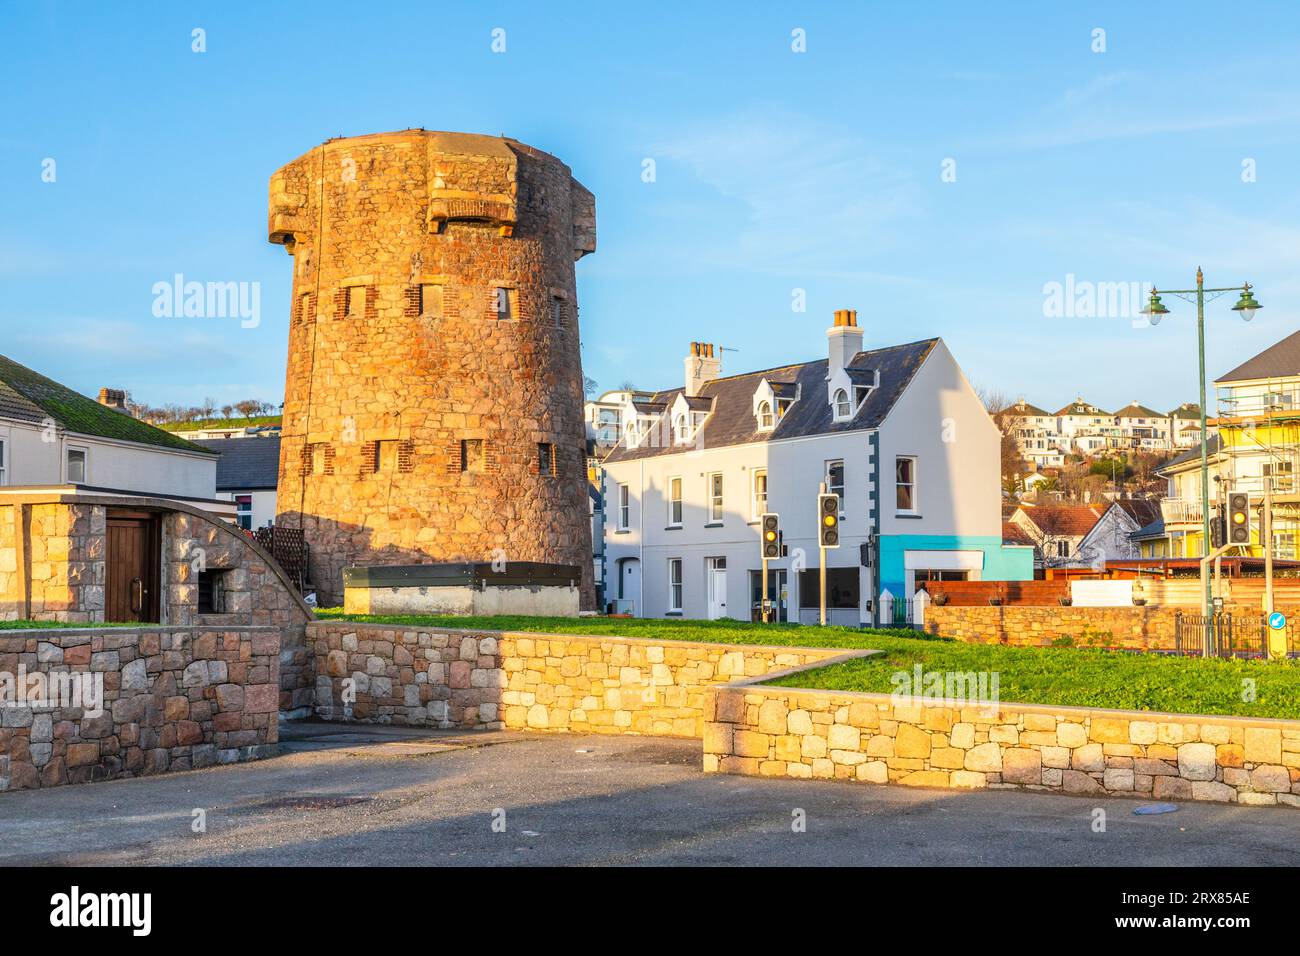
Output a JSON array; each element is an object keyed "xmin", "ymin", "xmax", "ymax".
[
  {"xmin": 620, "ymin": 558, "xmax": 641, "ymax": 615},
  {"xmin": 708, "ymin": 564, "xmax": 727, "ymax": 619}
]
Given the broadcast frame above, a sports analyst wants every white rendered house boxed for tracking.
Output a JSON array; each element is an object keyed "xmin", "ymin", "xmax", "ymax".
[{"xmin": 599, "ymin": 311, "xmax": 1032, "ymax": 625}]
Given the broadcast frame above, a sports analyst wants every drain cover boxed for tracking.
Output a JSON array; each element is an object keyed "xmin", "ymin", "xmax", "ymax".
[
  {"xmin": 256, "ymin": 795, "xmax": 372, "ymax": 811},
  {"xmin": 1133, "ymin": 803, "xmax": 1179, "ymax": 815}
]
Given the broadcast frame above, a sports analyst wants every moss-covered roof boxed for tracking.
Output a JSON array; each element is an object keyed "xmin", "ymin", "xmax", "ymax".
[{"xmin": 0, "ymin": 354, "xmax": 214, "ymax": 455}]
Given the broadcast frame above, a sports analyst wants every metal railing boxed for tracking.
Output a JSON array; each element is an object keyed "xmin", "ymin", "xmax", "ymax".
[
  {"xmin": 882, "ymin": 597, "xmax": 914, "ymax": 628},
  {"xmin": 1173, "ymin": 611, "xmax": 1297, "ymax": 658},
  {"xmin": 1159, "ymin": 498, "xmax": 1203, "ymax": 524}
]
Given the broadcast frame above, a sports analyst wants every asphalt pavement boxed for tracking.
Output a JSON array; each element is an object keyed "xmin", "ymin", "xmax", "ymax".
[{"xmin": 1, "ymin": 721, "xmax": 1297, "ymax": 866}]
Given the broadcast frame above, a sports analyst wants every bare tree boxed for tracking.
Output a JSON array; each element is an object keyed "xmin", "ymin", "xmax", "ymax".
[
  {"xmin": 975, "ymin": 385, "xmax": 1030, "ymax": 494},
  {"xmin": 234, "ymin": 399, "xmax": 262, "ymax": 419}
]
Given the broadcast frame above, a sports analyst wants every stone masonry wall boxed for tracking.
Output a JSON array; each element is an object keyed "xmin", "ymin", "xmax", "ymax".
[
  {"xmin": 161, "ymin": 510, "xmax": 314, "ymax": 713},
  {"xmin": 0, "ymin": 503, "xmax": 105, "ymax": 622},
  {"xmin": 0, "ymin": 626, "xmax": 279, "ymax": 792},
  {"xmin": 0, "ymin": 499, "xmax": 314, "ymax": 715},
  {"xmin": 270, "ymin": 130, "xmax": 597, "ymax": 606},
  {"xmin": 309, "ymin": 622, "xmax": 847, "ymax": 735},
  {"xmin": 925, "ymin": 603, "xmax": 1300, "ymax": 650},
  {"xmin": 703, "ymin": 684, "xmax": 1300, "ymax": 807}
]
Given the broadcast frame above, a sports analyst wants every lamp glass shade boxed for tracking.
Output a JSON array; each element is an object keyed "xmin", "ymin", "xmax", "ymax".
[
  {"xmin": 1141, "ymin": 292, "xmax": 1170, "ymax": 321},
  {"xmin": 1233, "ymin": 289, "xmax": 1261, "ymax": 321}
]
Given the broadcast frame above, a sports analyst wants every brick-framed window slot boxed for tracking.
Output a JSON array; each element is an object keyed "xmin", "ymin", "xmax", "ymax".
[
  {"xmin": 537, "ymin": 442, "xmax": 555, "ymax": 477},
  {"xmin": 489, "ymin": 286, "xmax": 514, "ymax": 321},
  {"xmin": 419, "ymin": 284, "xmax": 444, "ymax": 320},
  {"xmin": 302, "ymin": 442, "xmax": 334, "ymax": 476},
  {"xmin": 295, "ymin": 292, "xmax": 314, "ymax": 326},
  {"xmin": 460, "ymin": 438, "xmax": 484, "ymax": 473},
  {"xmin": 372, "ymin": 439, "xmax": 401, "ymax": 473},
  {"xmin": 340, "ymin": 282, "xmax": 374, "ymax": 320}
]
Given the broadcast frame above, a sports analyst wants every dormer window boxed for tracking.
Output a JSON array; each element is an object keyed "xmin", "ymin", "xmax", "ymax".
[
  {"xmin": 833, "ymin": 388, "xmax": 851, "ymax": 420},
  {"xmin": 757, "ymin": 400, "xmax": 774, "ymax": 430},
  {"xmin": 673, "ymin": 413, "xmax": 690, "ymax": 445}
]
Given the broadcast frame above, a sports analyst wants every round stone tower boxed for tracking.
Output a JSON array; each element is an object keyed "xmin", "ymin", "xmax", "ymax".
[{"xmin": 268, "ymin": 129, "xmax": 597, "ymax": 606}]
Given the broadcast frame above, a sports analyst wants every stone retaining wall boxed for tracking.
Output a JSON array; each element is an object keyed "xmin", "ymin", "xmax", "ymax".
[
  {"xmin": 703, "ymin": 682, "xmax": 1300, "ymax": 807},
  {"xmin": 308, "ymin": 621, "xmax": 853, "ymax": 736},
  {"xmin": 0, "ymin": 626, "xmax": 279, "ymax": 792},
  {"xmin": 0, "ymin": 494, "xmax": 314, "ymax": 716},
  {"xmin": 925, "ymin": 604, "xmax": 1180, "ymax": 649},
  {"xmin": 925, "ymin": 603, "xmax": 1300, "ymax": 650}
]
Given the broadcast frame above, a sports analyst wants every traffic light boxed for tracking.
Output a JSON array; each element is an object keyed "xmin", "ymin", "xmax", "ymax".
[
  {"xmin": 818, "ymin": 493, "xmax": 840, "ymax": 548},
  {"xmin": 1228, "ymin": 491, "xmax": 1251, "ymax": 545},
  {"xmin": 761, "ymin": 513, "xmax": 781, "ymax": 559},
  {"xmin": 1210, "ymin": 505, "xmax": 1225, "ymax": 549}
]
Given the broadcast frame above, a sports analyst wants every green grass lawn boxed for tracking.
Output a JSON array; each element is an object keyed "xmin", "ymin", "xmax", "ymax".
[{"xmin": 316, "ymin": 610, "xmax": 1300, "ymax": 720}]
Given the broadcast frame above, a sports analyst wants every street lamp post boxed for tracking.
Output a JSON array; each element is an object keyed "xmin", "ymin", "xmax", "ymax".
[{"xmin": 1142, "ymin": 268, "xmax": 1261, "ymax": 619}]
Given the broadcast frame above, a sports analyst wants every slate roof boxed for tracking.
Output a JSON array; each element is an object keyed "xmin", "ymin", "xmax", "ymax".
[
  {"xmin": 1112, "ymin": 498, "xmax": 1162, "ymax": 527},
  {"xmin": 191, "ymin": 436, "xmax": 281, "ymax": 490},
  {"xmin": 1130, "ymin": 515, "xmax": 1166, "ymax": 540},
  {"xmin": 1159, "ymin": 435, "xmax": 1222, "ymax": 473},
  {"xmin": 1168, "ymin": 403, "xmax": 1201, "ymax": 420},
  {"xmin": 603, "ymin": 339, "xmax": 939, "ymax": 463},
  {"xmin": 1217, "ymin": 330, "xmax": 1300, "ymax": 384},
  {"xmin": 1113, "ymin": 401, "xmax": 1164, "ymax": 419},
  {"xmin": 1000, "ymin": 400, "xmax": 1052, "ymax": 418},
  {"xmin": 1053, "ymin": 399, "xmax": 1110, "ymax": 416},
  {"xmin": 0, "ymin": 354, "xmax": 212, "ymax": 454}
]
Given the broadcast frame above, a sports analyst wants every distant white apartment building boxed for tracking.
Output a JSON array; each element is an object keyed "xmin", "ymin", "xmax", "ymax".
[
  {"xmin": 1001, "ymin": 396, "xmax": 1203, "ymax": 466},
  {"xmin": 599, "ymin": 311, "xmax": 1033, "ymax": 625}
]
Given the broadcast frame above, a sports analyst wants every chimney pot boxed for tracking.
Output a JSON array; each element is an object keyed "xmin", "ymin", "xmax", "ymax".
[
  {"xmin": 826, "ymin": 308, "xmax": 865, "ymax": 380},
  {"xmin": 684, "ymin": 340, "xmax": 722, "ymax": 397}
]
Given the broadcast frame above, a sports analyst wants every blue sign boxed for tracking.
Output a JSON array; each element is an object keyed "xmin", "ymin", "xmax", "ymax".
[{"xmin": 1270, "ymin": 612, "xmax": 1287, "ymax": 630}]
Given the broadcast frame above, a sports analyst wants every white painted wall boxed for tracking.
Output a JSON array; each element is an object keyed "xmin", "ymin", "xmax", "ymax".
[
  {"xmin": 602, "ymin": 429, "xmax": 876, "ymax": 624},
  {"xmin": 215, "ymin": 488, "xmax": 278, "ymax": 529},
  {"xmin": 0, "ymin": 419, "xmax": 216, "ymax": 499},
  {"xmin": 876, "ymin": 340, "xmax": 999, "ymax": 538},
  {"xmin": 600, "ymin": 339, "xmax": 1003, "ymax": 624}
]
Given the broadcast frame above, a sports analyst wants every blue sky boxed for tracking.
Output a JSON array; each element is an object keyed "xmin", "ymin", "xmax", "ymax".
[{"xmin": 3, "ymin": 1, "xmax": 1300, "ymax": 415}]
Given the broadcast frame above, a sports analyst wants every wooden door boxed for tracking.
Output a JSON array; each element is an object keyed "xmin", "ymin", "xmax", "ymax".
[{"xmin": 106, "ymin": 511, "xmax": 160, "ymax": 623}]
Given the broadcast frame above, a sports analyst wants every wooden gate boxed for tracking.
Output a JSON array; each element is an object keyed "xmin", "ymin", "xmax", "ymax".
[{"xmin": 105, "ymin": 510, "xmax": 161, "ymax": 623}]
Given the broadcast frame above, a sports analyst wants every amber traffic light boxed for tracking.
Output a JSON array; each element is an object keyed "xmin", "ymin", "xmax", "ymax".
[
  {"xmin": 761, "ymin": 513, "xmax": 781, "ymax": 559},
  {"xmin": 819, "ymin": 494, "xmax": 840, "ymax": 548},
  {"xmin": 1228, "ymin": 491, "xmax": 1251, "ymax": 545}
]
